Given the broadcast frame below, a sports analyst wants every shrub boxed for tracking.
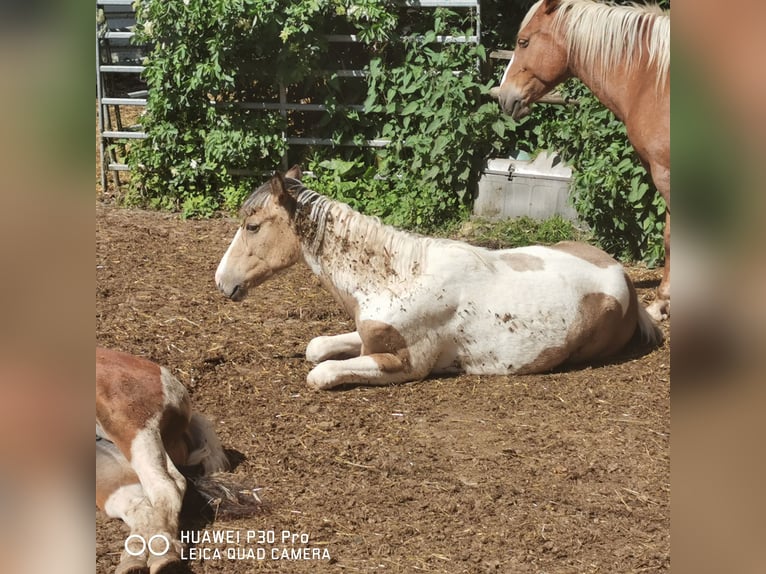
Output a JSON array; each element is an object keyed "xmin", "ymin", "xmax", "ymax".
[
  {"xmin": 522, "ymin": 80, "xmax": 666, "ymax": 266},
  {"xmin": 125, "ymin": 0, "xmax": 664, "ymax": 263}
]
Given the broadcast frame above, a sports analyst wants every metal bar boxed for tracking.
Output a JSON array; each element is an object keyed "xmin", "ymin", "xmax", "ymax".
[
  {"xmin": 326, "ymin": 34, "xmax": 478, "ymax": 44},
  {"xmin": 475, "ymin": 0, "xmax": 481, "ymax": 50},
  {"xmin": 279, "ymin": 83, "xmax": 289, "ymax": 170},
  {"xmin": 102, "ymin": 130, "xmax": 147, "ymax": 139},
  {"xmin": 422, "ymin": 35, "xmax": 478, "ymax": 43},
  {"xmin": 100, "ymin": 64, "xmax": 145, "ymax": 73},
  {"xmin": 102, "ymin": 97, "xmax": 147, "ymax": 106},
  {"xmin": 218, "ymin": 102, "xmax": 366, "ymax": 112},
  {"xmin": 490, "ymin": 49, "xmax": 515, "ymax": 60},
  {"xmin": 400, "ymin": 1, "xmax": 480, "ymax": 7},
  {"xmin": 483, "ymin": 169, "xmax": 571, "ymax": 182},
  {"xmin": 333, "ymin": 70, "xmax": 368, "ymax": 78},
  {"xmin": 97, "ymin": 0, "xmax": 136, "ymax": 5},
  {"xmin": 286, "ymin": 137, "xmax": 390, "ymax": 147},
  {"xmin": 96, "ymin": 23, "xmax": 107, "ymax": 191},
  {"xmin": 107, "ymin": 163, "xmax": 130, "ymax": 171},
  {"xmin": 103, "ymin": 31, "xmax": 135, "ymax": 39}
]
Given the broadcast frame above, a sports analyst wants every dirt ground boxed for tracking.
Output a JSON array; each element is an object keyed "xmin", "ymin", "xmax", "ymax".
[{"xmin": 96, "ymin": 200, "xmax": 669, "ymax": 574}]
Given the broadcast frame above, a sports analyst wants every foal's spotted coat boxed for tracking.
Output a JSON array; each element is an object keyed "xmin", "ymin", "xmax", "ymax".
[
  {"xmin": 96, "ymin": 348, "xmax": 229, "ymax": 574},
  {"xmin": 216, "ymin": 168, "xmax": 662, "ymax": 390}
]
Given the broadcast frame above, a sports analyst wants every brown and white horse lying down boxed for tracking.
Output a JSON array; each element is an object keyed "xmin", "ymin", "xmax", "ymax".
[
  {"xmin": 215, "ymin": 168, "xmax": 663, "ymax": 390},
  {"xmin": 97, "ymin": 348, "xmax": 234, "ymax": 574}
]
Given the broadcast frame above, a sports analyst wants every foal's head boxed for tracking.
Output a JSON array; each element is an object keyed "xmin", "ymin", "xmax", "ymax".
[
  {"xmin": 498, "ymin": 0, "xmax": 570, "ymax": 119},
  {"xmin": 215, "ymin": 166, "xmax": 303, "ymax": 301}
]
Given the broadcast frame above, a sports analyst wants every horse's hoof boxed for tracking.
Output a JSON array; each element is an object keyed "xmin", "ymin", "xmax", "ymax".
[
  {"xmin": 147, "ymin": 551, "xmax": 181, "ymax": 574},
  {"xmin": 306, "ymin": 363, "xmax": 337, "ymax": 390},
  {"xmin": 305, "ymin": 337, "xmax": 328, "ymax": 363},
  {"xmin": 115, "ymin": 554, "xmax": 148, "ymax": 574}
]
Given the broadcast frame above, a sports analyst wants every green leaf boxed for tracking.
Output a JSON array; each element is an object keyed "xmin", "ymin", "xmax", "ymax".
[
  {"xmin": 491, "ymin": 119, "xmax": 506, "ymax": 138},
  {"xmin": 400, "ymin": 101, "xmax": 419, "ymax": 116}
]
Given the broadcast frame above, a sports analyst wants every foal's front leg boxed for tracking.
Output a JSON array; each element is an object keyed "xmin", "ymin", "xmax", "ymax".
[
  {"xmin": 107, "ymin": 482, "xmax": 182, "ymax": 574},
  {"xmin": 127, "ymin": 425, "xmax": 186, "ymax": 569},
  {"xmin": 305, "ymin": 331, "xmax": 363, "ymax": 363}
]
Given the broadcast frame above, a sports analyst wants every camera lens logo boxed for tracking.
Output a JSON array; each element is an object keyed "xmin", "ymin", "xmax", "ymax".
[{"xmin": 124, "ymin": 534, "xmax": 170, "ymax": 557}]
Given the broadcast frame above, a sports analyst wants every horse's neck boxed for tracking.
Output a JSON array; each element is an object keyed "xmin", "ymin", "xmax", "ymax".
[
  {"xmin": 568, "ymin": 48, "xmax": 669, "ymax": 170},
  {"xmin": 562, "ymin": 4, "xmax": 669, "ymax": 125},
  {"xmin": 297, "ymin": 203, "xmax": 424, "ymax": 305},
  {"xmin": 569, "ymin": 59, "xmax": 638, "ymax": 124}
]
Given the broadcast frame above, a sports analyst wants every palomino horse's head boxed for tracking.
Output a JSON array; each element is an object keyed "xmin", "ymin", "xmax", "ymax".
[
  {"xmin": 498, "ymin": 0, "xmax": 570, "ymax": 120},
  {"xmin": 215, "ymin": 166, "xmax": 303, "ymax": 301}
]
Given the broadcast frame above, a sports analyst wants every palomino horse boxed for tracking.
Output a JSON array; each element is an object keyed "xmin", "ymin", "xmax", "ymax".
[
  {"xmin": 496, "ymin": 0, "xmax": 670, "ymax": 320},
  {"xmin": 215, "ymin": 168, "xmax": 662, "ymax": 390},
  {"xmin": 96, "ymin": 347, "xmax": 230, "ymax": 574}
]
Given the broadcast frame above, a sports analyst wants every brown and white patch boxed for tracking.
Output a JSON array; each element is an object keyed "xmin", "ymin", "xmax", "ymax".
[
  {"xmin": 358, "ymin": 319, "xmax": 412, "ymax": 371},
  {"xmin": 499, "ymin": 252, "xmax": 545, "ymax": 272},
  {"xmin": 96, "ymin": 348, "xmax": 166, "ymax": 458},
  {"xmin": 550, "ymin": 241, "xmax": 619, "ymax": 269},
  {"xmin": 519, "ymin": 285, "xmax": 637, "ymax": 373}
]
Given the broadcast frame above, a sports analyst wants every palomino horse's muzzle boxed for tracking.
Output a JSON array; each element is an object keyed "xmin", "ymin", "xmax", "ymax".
[
  {"xmin": 499, "ymin": 91, "xmax": 532, "ymax": 121},
  {"xmin": 493, "ymin": 55, "xmax": 534, "ymax": 121}
]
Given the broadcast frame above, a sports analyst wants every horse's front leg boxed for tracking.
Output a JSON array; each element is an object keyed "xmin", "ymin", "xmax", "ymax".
[
  {"xmin": 307, "ymin": 353, "xmax": 422, "ymax": 390},
  {"xmin": 306, "ymin": 319, "xmax": 431, "ymax": 389},
  {"xmin": 305, "ymin": 331, "xmax": 363, "ymax": 363},
  {"xmin": 647, "ymin": 162, "xmax": 670, "ymax": 321}
]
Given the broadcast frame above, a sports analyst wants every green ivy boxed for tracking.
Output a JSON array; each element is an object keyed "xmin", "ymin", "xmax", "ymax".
[
  {"xmin": 126, "ymin": 0, "xmax": 291, "ymax": 213},
  {"xmin": 357, "ymin": 12, "xmax": 520, "ymax": 230}
]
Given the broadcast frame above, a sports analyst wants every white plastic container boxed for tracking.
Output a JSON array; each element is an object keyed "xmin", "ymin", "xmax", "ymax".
[{"xmin": 474, "ymin": 151, "xmax": 578, "ymax": 222}]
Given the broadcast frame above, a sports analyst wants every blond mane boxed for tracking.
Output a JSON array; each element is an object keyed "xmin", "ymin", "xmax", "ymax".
[{"xmin": 524, "ymin": 0, "xmax": 669, "ymax": 93}]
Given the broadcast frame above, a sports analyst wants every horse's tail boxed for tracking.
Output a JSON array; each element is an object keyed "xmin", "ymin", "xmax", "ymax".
[
  {"xmin": 636, "ymin": 302, "xmax": 664, "ymax": 347},
  {"xmin": 186, "ymin": 412, "xmax": 230, "ymax": 475},
  {"xmin": 183, "ymin": 412, "xmax": 263, "ymax": 519},
  {"xmin": 188, "ymin": 472, "xmax": 265, "ymax": 520}
]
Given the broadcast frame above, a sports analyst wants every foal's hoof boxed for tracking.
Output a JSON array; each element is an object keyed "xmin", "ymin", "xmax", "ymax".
[
  {"xmin": 115, "ymin": 555, "xmax": 148, "ymax": 574},
  {"xmin": 646, "ymin": 299, "xmax": 669, "ymax": 322}
]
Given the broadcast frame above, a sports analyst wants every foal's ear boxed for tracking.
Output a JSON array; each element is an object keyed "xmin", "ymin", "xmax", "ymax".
[
  {"xmin": 269, "ymin": 172, "xmax": 297, "ymax": 213},
  {"xmin": 285, "ymin": 164, "xmax": 303, "ymax": 180},
  {"xmin": 542, "ymin": 0, "xmax": 561, "ymax": 13}
]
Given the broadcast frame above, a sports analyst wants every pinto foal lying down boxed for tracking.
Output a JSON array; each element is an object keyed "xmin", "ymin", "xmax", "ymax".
[
  {"xmin": 215, "ymin": 168, "xmax": 663, "ymax": 390},
  {"xmin": 97, "ymin": 348, "xmax": 245, "ymax": 574}
]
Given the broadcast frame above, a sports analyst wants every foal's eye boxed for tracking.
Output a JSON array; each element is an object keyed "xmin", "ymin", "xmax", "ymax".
[
  {"xmin": 517, "ymin": 38, "xmax": 529, "ymax": 48},
  {"xmin": 245, "ymin": 223, "xmax": 261, "ymax": 233}
]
